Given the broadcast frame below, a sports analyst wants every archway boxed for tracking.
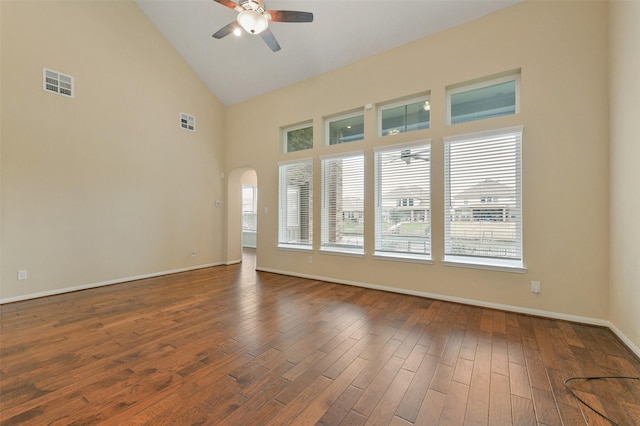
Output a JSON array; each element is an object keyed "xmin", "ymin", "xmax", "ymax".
[{"xmin": 226, "ymin": 167, "xmax": 258, "ymax": 265}]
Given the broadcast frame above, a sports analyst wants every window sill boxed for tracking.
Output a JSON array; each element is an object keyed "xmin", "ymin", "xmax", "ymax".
[
  {"xmin": 442, "ymin": 255, "xmax": 526, "ymax": 273},
  {"xmin": 374, "ymin": 252, "xmax": 433, "ymax": 264},
  {"xmin": 319, "ymin": 247, "xmax": 365, "ymax": 258},
  {"xmin": 278, "ymin": 244, "xmax": 312, "ymax": 252}
]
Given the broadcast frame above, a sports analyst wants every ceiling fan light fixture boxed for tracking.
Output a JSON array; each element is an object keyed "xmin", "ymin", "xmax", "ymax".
[{"xmin": 237, "ymin": 10, "xmax": 268, "ymax": 35}]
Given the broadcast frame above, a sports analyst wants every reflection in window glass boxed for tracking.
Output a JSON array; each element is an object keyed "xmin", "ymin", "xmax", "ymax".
[
  {"xmin": 328, "ymin": 114, "xmax": 364, "ymax": 145},
  {"xmin": 381, "ymin": 99, "xmax": 430, "ymax": 136}
]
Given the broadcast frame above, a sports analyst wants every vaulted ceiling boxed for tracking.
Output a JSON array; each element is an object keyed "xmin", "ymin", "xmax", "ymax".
[{"xmin": 136, "ymin": 0, "xmax": 523, "ymax": 106}]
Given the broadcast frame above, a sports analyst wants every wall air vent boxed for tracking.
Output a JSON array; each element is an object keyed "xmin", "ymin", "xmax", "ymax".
[
  {"xmin": 43, "ymin": 68, "xmax": 74, "ymax": 98},
  {"xmin": 180, "ymin": 113, "xmax": 196, "ymax": 131}
]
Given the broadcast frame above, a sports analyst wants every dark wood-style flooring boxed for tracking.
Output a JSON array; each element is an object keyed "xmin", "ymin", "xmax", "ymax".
[{"xmin": 1, "ymin": 250, "xmax": 639, "ymax": 425}]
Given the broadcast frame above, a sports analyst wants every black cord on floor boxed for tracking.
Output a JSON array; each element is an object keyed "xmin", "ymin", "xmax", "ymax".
[{"xmin": 564, "ymin": 375, "xmax": 640, "ymax": 426}]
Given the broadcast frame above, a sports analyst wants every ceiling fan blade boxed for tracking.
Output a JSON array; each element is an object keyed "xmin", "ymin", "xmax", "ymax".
[
  {"xmin": 213, "ymin": 0, "xmax": 241, "ymax": 11},
  {"xmin": 212, "ymin": 22, "xmax": 238, "ymax": 39},
  {"xmin": 260, "ymin": 28, "xmax": 281, "ymax": 52},
  {"xmin": 268, "ymin": 10, "xmax": 313, "ymax": 23}
]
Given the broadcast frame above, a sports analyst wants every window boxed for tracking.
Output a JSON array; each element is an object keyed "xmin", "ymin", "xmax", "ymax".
[
  {"xmin": 444, "ymin": 127, "xmax": 523, "ymax": 270},
  {"xmin": 242, "ymin": 185, "xmax": 258, "ymax": 248},
  {"xmin": 447, "ymin": 72, "xmax": 520, "ymax": 125},
  {"xmin": 321, "ymin": 153, "xmax": 364, "ymax": 254},
  {"xmin": 379, "ymin": 96, "xmax": 430, "ymax": 136},
  {"xmin": 242, "ymin": 186, "xmax": 258, "ymax": 232},
  {"xmin": 283, "ymin": 122, "xmax": 313, "ymax": 152},
  {"xmin": 279, "ymin": 160, "xmax": 313, "ymax": 248},
  {"xmin": 326, "ymin": 111, "xmax": 364, "ymax": 145},
  {"xmin": 375, "ymin": 142, "xmax": 431, "ymax": 259}
]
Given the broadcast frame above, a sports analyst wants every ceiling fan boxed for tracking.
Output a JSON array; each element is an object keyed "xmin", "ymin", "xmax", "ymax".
[
  {"xmin": 386, "ymin": 149, "xmax": 431, "ymax": 165},
  {"xmin": 211, "ymin": 0, "xmax": 313, "ymax": 52}
]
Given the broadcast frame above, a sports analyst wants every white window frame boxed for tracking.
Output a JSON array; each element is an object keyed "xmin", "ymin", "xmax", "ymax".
[
  {"xmin": 278, "ymin": 159, "xmax": 313, "ymax": 250},
  {"xmin": 446, "ymin": 72, "xmax": 520, "ymax": 125},
  {"xmin": 378, "ymin": 94, "xmax": 431, "ymax": 137},
  {"xmin": 282, "ymin": 121, "xmax": 313, "ymax": 153},
  {"xmin": 443, "ymin": 126, "xmax": 525, "ymax": 272},
  {"xmin": 320, "ymin": 152, "xmax": 365, "ymax": 255},
  {"xmin": 325, "ymin": 110, "xmax": 365, "ymax": 146},
  {"xmin": 374, "ymin": 141, "xmax": 432, "ymax": 262}
]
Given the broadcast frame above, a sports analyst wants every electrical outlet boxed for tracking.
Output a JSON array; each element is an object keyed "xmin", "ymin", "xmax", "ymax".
[
  {"xmin": 191, "ymin": 250, "xmax": 197, "ymax": 257},
  {"xmin": 531, "ymin": 281, "xmax": 541, "ymax": 294},
  {"xmin": 18, "ymin": 270, "xmax": 28, "ymax": 280},
  {"xmin": 308, "ymin": 256, "xmax": 313, "ymax": 264}
]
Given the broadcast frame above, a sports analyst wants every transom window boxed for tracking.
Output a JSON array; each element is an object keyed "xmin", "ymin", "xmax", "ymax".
[
  {"xmin": 375, "ymin": 142, "xmax": 431, "ymax": 260},
  {"xmin": 447, "ymin": 72, "xmax": 520, "ymax": 125},
  {"xmin": 326, "ymin": 111, "xmax": 365, "ymax": 145},
  {"xmin": 379, "ymin": 96, "xmax": 430, "ymax": 136},
  {"xmin": 283, "ymin": 122, "xmax": 313, "ymax": 153}
]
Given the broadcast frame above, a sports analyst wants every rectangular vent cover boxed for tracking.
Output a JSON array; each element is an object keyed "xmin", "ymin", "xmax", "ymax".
[
  {"xmin": 43, "ymin": 68, "xmax": 74, "ymax": 98},
  {"xmin": 180, "ymin": 113, "xmax": 196, "ymax": 131}
]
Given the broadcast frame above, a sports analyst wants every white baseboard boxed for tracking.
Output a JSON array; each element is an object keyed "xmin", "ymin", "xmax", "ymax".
[
  {"xmin": 225, "ymin": 258, "xmax": 242, "ymax": 265},
  {"xmin": 0, "ymin": 263, "xmax": 223, "ymax": 305},
  {"xmin": 256, "ymin": 267, "xmax": 640, "ymax": 359},
  {"xmin": 608, "ymin": 322, "xmax": 640, "ymax": 359},
  {"xmin": 256, "ymin": 267, "xmax": 609, "ymax": 326}
]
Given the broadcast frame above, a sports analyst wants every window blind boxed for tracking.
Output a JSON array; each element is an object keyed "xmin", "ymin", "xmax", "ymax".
[
  {"xmin": 444, "ymin": 128, "xmax": 523, "ymax": 268},
  {"xmin": 279, "ymin": 160, "xmax": 313, "ymax": 247},
  {"xmin": 374, "ymin": 143, "xmax": 431, "ymax": 258},
  {"xmin": 321, "ymin": 153, "xmax": 364, "ymax": 253}
]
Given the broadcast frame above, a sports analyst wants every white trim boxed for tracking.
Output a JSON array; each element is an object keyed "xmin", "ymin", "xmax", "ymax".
[
  {"xmin": 608, "ymin": 323, "xmax": 640, "ymax": 359},
  {"xmin": 278, "ymin": 244, "xmax": 313, "ymax": 252},
  {"xmin": 0, "ymin": 263, "xmax": 223, "ymax": 305},
  {"xmin": 225, "ymin": 259, "xmax": 242, "ymax": 265},
  {"xmin": 255, "ymin": 267, "xmax": 612, "ymax": 329},
  {"xmin": 442, "ymin": 257, "xmax": 526, "ymax": 274},
  {"xmin": 443, "ymin": 125, "xmax": 524, "ymax": 144},
  {"xmin": 319, "ymin": 247, "xmax": 365, "ymax": 257},
  {"xmin": 278, "ymin": 157, "xmax": 313, "ymax": 167},
  {"xmin": 373, "ymin": 253, "xmax": 433, "ymax": 264},
  {"xmin": 319, "ymin": 150, "xmax": 364, "ymax": 162}
]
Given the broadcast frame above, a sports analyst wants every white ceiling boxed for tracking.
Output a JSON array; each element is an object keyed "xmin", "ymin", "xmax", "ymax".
[{"xmin": 136, "ymin": 0, "xmax": 522, "ymax": 106}]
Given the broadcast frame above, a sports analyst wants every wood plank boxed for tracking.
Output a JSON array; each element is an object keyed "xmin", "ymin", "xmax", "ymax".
[
  {"xmin": 414, "ymin": 389, "xmax": 447, "ymax": 425},
  {"xmin": 463, "ymin": 338, "xmax": 491, "ymax": 426},
  {"xmin": 488, "ymin": 372, "xmax": 511, "ymax": 425},
  {"xmin": 2, "ymin": 252, "xmax": 639, "ymax": 425},
  {"xmin": 438, "ymin": 381, "xmax": 469, "ymax": 425}
]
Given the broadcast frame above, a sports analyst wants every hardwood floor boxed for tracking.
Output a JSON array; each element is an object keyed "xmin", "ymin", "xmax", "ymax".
[{"xmin": 1, "ymin": 250, "xmax": 639, "ymax": 425}]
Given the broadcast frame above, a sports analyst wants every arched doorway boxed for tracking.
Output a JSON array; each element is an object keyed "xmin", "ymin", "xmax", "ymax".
[{"xmin": 226, "ymin": 167, "xmax": 258, "ymax": 265}]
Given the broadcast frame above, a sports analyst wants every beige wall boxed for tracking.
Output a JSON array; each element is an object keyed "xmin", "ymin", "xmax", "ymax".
[
  {"xmin": 225, "ymin": 1, "xmax": 611, "ymax": 322},
  {"xmin": 0, "ymin": 0, "xmax": 226, "ymax": 301},
  {"xmin": 609, "ymin": 1, "xmax": 640, "ymax": 352}
]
